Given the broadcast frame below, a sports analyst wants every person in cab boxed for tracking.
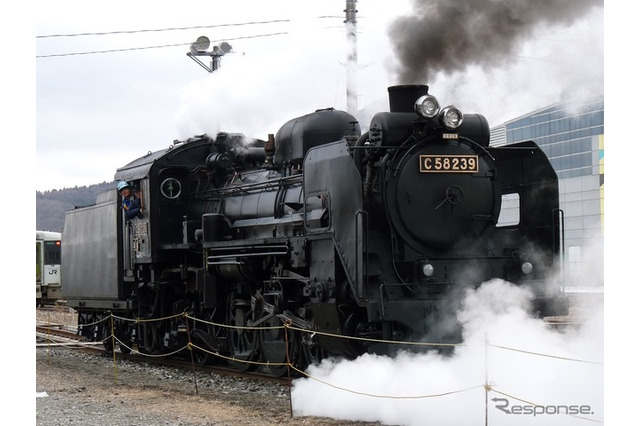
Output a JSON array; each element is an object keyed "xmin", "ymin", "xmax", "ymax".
[{"xmin": 117, "ymin": 181, "xmax": 144, "ymax": 220}]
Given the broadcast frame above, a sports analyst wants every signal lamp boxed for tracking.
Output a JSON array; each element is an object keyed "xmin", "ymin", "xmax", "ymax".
[{"xmin": 190, "ymin": 36, "xmax": 210, "ymax": 54}]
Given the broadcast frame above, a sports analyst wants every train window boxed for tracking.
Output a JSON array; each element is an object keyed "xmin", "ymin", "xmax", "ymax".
[
  {"xmin": 496, "ymin": 193, "xmax": 520, "ymax": 227},
  {"xmin": 43, "ymin": 240, "xmax": 61, "ymax": 265}
]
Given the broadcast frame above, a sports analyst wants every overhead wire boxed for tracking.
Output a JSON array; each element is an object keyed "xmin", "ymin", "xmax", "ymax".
[
  {"xmin": 36, "ymin": 19, "xmax": 291, "ymax": 38},
  {"xmin": 36, "ymin": 32, "xmax": 289, "ymax": 58},
  {"xmin": 36, "ymin": 16, "xmax": 342, "ymax": 59}
]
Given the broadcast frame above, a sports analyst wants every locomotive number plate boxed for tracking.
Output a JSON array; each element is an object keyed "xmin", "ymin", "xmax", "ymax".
[{"xmin": 419, "ymin": 155, "xmax": 479, "ymax": 173}]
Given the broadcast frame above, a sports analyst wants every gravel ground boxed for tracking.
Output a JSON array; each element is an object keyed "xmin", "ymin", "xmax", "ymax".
[
  {"xmin": 36, "ymin": 347, "xmax": 382, "ymax": 426},
  {"xmin": 35, "ymin": 305, "xmax": 381, "ymax": 425}
]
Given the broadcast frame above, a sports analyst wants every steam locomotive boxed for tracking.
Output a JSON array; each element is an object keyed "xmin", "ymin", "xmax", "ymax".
[{"xmin": 63, "ymin": 85, "xmax": 567, "ymax": 375}]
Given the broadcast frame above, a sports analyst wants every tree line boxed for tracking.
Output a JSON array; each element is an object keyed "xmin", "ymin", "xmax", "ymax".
[{"xmin": 36, "ymin": 182, "xmax": 116, "ymax": 232}]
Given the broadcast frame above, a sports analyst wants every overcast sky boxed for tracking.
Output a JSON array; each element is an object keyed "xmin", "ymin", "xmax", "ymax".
[{"xmin": 33, "ymin": 0, "xmax": 604, "ymax": 192}]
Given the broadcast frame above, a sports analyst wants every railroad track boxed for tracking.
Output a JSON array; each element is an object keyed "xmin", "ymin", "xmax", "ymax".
[{"xmin": 36, "ymin": 324, "xmax": 104, "ymax": 353}]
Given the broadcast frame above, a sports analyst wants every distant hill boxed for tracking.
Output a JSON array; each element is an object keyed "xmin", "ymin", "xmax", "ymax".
[{"xmin": 36, "ymin": 182, "xmax": 116, "ymax": 232}]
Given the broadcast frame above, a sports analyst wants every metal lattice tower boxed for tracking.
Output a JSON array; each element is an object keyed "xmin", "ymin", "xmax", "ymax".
[{"xmin": 345, "ymin": 0, "xmax": 358, "ymax": 116}]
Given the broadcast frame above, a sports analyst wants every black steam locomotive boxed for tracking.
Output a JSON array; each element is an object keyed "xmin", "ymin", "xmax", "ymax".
[{"xmin": 63, "ymin": 85, "xmax": 567, "ymax": 375}]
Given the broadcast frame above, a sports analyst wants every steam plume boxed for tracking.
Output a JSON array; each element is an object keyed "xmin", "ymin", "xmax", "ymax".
[
  {"xmin": 388, "ymin": 0, "xmax": 603, "ymax": 83},
  {"xmin": 292, "ymin": 279, "xmax": 603, "ymax": 425}
]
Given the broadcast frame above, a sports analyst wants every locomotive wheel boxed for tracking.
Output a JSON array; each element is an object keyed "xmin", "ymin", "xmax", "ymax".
[
  {"xmin": 259, "ymin": 316, "xmax": 297, "ymax": 377},
  {"xmin": 226, "ymin": 292, "xmax": 258, "ymax": 372}
]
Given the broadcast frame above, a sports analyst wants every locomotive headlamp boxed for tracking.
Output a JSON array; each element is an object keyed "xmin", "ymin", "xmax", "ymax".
[
  {"xmin": 521, "ymin": 262, "xmax": 533, "ymax": 275},
  {"xmin": 422, "ymin": 263, "xmax": 435, "ymax": 277},
  {"xmin": 415, "ymin": 95, "xmax": 440, "ymax": 118},
  {"xmin": 440, "ymin": 106, "xmax": 464, "ymax": 130}
]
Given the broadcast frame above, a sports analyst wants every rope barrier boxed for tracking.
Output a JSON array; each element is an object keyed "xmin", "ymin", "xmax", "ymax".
[
  {"xmin": 284, "ymin": 323, "xmax": 464, "ymax": 348},
  {"xmin": 289, "ymin": 363, "xmax": 485, "ymax": 400},
  {"xmin": 37, "ymin": 310, "xmax": 603, "ymax": 424},
  {"xmin": 112, "ymin": 312, "xmax": 185, "ymax": 323},
  {"xmin": 188, "ymin": 343, "xmax": 288, "ymax": 367},
  {"xmin": 488, "ymin": 342, "xmax": 603, "ymax": 365},
  {"xmin": 77, "ymin": 315, "xmax": 111, "ymax": 328},
  {"xmin": 38, "ymin": 311, "xmax": 604, "ymax": 368},
  {"xmin": 41, "ymin": 310, "xmax": 604, "ymax": 370}
]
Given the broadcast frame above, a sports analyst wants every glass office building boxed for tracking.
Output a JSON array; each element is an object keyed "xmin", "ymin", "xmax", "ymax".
[{"xmin": 491, "ymin": 95, "xmax": 604, "ymax": 287}]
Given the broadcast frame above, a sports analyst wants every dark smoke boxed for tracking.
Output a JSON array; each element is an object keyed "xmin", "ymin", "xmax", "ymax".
[{"xmin": 388, "ymin": 0, "xmax": 603, "ymax": 83}]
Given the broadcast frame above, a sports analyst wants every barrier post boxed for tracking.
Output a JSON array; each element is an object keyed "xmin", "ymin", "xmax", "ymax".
[
  {"xmin": 184, "ymin": 313, "xmax": 199, "ymax": 396},
  {"xmin": 484, "ymin": 332, "xmax": 488, "ymax": 426},
  {"xmin": 110, "ymin": 314, "xmax": 118, "ymax": 384},
  {"xmin": 283, "ymin": 320, "xmax": 294, "ymax": 418},
  {"xmin": 45, "ymin": 312, "xmax": 52, "ymax": 365}
]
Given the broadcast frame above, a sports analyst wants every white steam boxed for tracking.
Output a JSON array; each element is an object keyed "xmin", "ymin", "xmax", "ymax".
[{"xmin": 291, "ymin": 279, "xmax": 603, "ymax": 425}]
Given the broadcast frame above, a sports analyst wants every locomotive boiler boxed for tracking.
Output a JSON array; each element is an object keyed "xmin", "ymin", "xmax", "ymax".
[{"xmin": 62, "ymin": 85, "xmax": 567, "ymax": 375}]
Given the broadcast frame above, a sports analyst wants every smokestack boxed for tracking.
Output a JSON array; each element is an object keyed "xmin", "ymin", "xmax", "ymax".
[
  {"xmin": 387, "ymin": 85, "xmax": 429, "ymax": 113},
  {"xmin": 345, "ymin": 0, "xmax": 358, "ymax": 115}
]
